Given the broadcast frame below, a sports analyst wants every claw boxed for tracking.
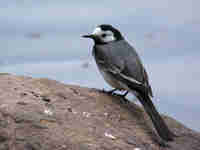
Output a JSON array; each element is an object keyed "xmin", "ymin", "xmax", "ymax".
[
  {"xmin": 101, "ymin": 89, "xmax": 129, "ymax": 103},
  {"xmin": 114, "ymin": 91, "xmax": 129, "ymax": 103},
  {"xmin": 102, "ymin": 88, "xmax": 118, "ymax": 95},
  {"xmin": 122, "ymin": 91, "xmax": 129, "ymax": 97}
]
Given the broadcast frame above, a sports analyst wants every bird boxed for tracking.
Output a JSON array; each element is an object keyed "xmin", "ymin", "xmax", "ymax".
[{"xmin": 82, "ymin": 24, "xmax": 175, "ymax": 142}]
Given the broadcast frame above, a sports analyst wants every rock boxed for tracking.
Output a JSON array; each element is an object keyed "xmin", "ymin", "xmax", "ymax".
[{"xmin": 0, "ymin": 74, "xmax": 199, "ymax": 150}]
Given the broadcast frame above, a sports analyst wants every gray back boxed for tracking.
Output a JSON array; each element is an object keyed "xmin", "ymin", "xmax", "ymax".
[{"xmin": 93, "ymin": 40, "xmax": 153, "ymax": 96}]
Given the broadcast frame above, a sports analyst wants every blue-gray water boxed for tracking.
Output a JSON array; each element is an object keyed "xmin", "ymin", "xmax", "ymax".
[{"xmin": 0, "ymin": 0, "xmax": 200, "ymax": 131}]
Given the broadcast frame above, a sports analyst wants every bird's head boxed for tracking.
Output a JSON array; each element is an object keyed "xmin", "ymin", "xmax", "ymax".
[{"xmin": 82, "ymin": 24, "xmax": 124, "ymax": 44}]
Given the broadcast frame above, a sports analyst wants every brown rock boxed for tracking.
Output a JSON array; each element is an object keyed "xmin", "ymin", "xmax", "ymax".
[{"xmin": 0, "ymin": 74, "xmax": 199, "ymax": 150}]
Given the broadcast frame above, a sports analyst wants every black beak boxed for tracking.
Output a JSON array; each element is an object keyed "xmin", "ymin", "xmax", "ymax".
[{"xmin": 81, "ymin": 34, "xmax": 95, "ymax": 39}]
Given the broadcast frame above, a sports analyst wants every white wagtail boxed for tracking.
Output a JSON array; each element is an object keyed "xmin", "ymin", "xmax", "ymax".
[{"xmin": 82, "ymin": 24, "xmax": 175, "ymax": 142}]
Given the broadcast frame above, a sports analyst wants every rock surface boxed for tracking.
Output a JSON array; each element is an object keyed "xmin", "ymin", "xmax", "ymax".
[{"xmin": 0, "ymin": 74, "xmax": 199, "ymax": 150}]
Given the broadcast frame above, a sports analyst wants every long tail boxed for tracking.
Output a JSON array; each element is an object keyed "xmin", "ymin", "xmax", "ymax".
[{"xmin": 136, "ymin": 94, "xmax": 175, "ymax": 141}]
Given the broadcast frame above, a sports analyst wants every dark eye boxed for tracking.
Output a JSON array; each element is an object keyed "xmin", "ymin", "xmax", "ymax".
[{"xmin": 102, "ymin": 33, "xmax": 106, "ymax": 37}]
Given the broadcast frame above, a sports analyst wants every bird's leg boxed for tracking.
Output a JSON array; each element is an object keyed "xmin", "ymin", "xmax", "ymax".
[
  {"xmin": 114, "ymin": 91, "xmax": 128, "ymax": 98},
  {"xmin": 117, "ymin": 91, "xmax": 129, "ymax": 103},
  {"xmin": 102, "ymin": 89, "xmax": 129, "ymax": 103},
  {"xmin": 122, "ymin": 91, "xmax": 129, "ymax": 97},
  {"xmin": 102, "ymin": 88, "xmax": 118, "ymax": 95},
  {"xmin": 108, "ymin": 90, "xmax": 129, "ymax": 103}
]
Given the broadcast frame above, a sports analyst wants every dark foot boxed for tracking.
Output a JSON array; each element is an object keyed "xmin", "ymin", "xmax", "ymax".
[
  {"xmin": 115, "ymin": 91, "xmax": 128, "ymax": 99},
  {"xmin": 102, "ymin": 88, "xmax": 118, "ymax": 95},
  {"xmin": 114, "ymin": 91, "xmax": 129, "ymax": 104},
  {"xmin": 112, "ymin": 91, "xmax": 128, "ymax": 97},
  {"xmin": 122, "ymin": 91, "xmax": 129, "ymax": 97},
  {"xmin": 101, "ymin": 89, "xmax": 129, "ymax": 104}
]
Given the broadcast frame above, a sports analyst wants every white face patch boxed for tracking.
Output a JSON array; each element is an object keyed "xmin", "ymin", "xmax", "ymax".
[
  {"xmin": 92, "ymin": 27, "xmax": 102, "ymax": 35},
  {"xmin": 92, "ymin": 27, "xmax": 116, "ymax": 43}
]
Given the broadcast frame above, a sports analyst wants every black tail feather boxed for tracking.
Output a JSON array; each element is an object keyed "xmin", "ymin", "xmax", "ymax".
[
  {"xmin": 137, "ymin": 94, "xmax": 175, "ymax": 141},
  {"xmin": 108, "ymin": 71, "xmax": 175, "ymax": 141}
]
